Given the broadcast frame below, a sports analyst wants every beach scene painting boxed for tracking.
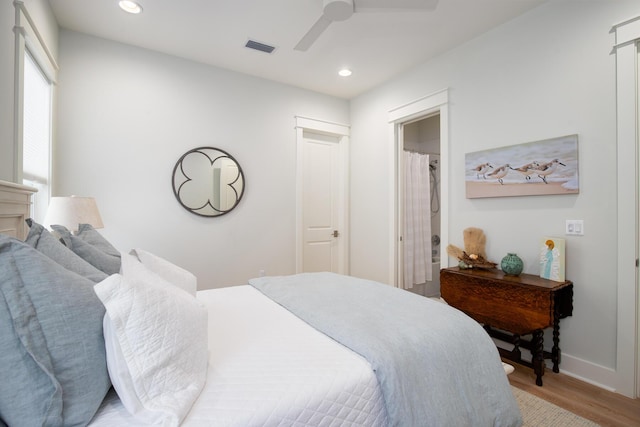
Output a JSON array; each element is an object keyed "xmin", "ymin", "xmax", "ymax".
[{"xmin": 465, "ymin": 134, "xmax": 579, "ymax": 198}]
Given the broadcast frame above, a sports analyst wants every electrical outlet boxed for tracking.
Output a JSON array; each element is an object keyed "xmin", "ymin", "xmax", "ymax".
[{"xmin": 565, "ymin": 220, "xmax": 584, "ymax": 236}]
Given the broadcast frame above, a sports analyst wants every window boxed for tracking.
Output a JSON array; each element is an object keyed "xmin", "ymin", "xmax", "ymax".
[
  {"xmin": 22, "ymin": 50, "xmax": 52, "ymax": 222},
  {"xmin": 14, "ymin": 1, "xmax": 58, "ymax": 222}
]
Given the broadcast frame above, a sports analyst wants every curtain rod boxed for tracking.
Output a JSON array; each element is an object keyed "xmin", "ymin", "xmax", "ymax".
[{"xmin": 403, "ymin": 149, "xmax": 439, "ymax": 155}]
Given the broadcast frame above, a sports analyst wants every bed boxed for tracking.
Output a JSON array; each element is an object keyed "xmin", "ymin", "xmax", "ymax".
[{"xmin": 0, "ymin": 180, "xmax": 522, "ymax": 427}]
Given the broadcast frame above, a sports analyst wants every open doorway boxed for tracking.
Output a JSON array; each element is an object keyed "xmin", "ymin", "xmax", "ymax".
[
  {"xmin": 611, "ymin": 17, "xmax": 639, "ymax": 398},
  {"xmin": 388, "ymin": 89, "xmax": 449, "ymax": 292},
  {"xmin": 400, "ymin": 115, "xmax": 442, "ymax": 296}
]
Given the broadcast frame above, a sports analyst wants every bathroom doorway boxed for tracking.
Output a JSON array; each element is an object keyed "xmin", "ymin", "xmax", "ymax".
[
  {"xmin": 400, "ymin": 115, "xmax": 442, "ymax": 297},
  {"xmin": 388, "ymin": 89, "xmax": 449, "ymax": 296}
]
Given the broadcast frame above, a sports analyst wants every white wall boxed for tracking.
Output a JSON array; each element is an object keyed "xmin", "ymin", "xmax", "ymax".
[
  {"xmin": 350, "ymin": 1, "xmax": 638, "ymax": 391},
  {"xmin": 55, "ymin": 30, "xmax": 349, "ymax": 289}
]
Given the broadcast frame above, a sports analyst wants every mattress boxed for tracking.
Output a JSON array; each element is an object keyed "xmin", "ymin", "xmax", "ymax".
[{"xmin": 89, "ymin": 285, "xmax": 388, "ymax": 426}]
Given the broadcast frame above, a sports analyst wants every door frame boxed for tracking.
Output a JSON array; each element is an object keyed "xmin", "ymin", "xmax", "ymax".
[
  {"xmin": 295, "ymin": 116, "xmax": 350, "ymax": 274},
  {"xmin": 611, "ymin": 15, "xmax": 640, "ymax": 398},
  {"xmin": 388, "ymin": 89, "xmax": 449, "ymax": 287}
]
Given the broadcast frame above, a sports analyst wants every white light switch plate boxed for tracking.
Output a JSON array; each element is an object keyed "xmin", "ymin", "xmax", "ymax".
[{"xmin": 565, "ymin": 219, "xmax": 584, "ymax": 236}]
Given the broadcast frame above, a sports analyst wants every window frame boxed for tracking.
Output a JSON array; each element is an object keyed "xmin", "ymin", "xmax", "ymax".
[{"xmin": 13, "ymin": 0, "xmax": 58, "ymax": 219}]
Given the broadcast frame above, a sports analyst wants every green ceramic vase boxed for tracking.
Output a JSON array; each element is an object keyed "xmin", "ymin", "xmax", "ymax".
[{"xmin": 501, "ymin": 253, "xmax": 523, "ymax": 276}]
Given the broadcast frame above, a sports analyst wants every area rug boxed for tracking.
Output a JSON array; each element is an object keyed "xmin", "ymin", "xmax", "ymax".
[{"xmin": 512, "ymin": 387, "xmax": 600, "ymax": 427}]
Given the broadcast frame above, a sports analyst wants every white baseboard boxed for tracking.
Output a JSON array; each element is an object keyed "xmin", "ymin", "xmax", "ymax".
[
  {"xmin": 492, "ymin": 338, "xmax": 620, "ymax": 394},
  {"xmin": 559, "ymin": 353, "xmax": 617, "ymax": 393}
]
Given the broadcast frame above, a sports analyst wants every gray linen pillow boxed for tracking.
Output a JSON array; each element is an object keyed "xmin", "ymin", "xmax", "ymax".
[
  {"xmin": 0, "ymin": 235, "xmax": 110, "ymax": 426},
  {"xmin": 24, "ymin": 219, "xmax": 108, "ymax": 283},
  {"xmin": 52, "ymin": 225, "xmax": 121, "ymax": 275},
  {"xmin": 76, "ymin": 223, "xmax": 120, "ymax": 257}
]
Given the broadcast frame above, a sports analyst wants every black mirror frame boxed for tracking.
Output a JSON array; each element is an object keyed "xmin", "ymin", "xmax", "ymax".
[{"xmin": 172, "ymin": 146, "xmax": 245, "ymax": 217}]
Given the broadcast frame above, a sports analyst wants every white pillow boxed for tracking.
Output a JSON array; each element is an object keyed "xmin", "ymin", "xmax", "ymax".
[
  {"xmin": 95, "ymin": 254, "xmax": 208, "ymax": 426},
  {"xmin": 129, "ymin": 248, "xmax": 197, "ymax": 296}
]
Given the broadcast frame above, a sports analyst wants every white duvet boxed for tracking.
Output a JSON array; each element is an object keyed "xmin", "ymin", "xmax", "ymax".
[{"xmin": 90, "ymin": 285, "xmax": 388, "ymax": 426}]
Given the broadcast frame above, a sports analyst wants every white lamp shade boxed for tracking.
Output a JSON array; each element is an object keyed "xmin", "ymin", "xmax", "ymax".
[{"xmin": 43, "ymin": 196, "xmax": 104, "ymax": 233}]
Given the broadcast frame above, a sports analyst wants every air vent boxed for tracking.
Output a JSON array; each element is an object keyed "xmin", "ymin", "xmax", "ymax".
[{"xmin": 245, "ymin": 40, "xmax": 276, "ymax": 54}]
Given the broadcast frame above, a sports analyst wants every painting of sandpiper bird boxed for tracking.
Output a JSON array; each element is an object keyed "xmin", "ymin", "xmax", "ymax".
[
  {"xmin": 464, "ymin": 135, "xmax": 579, "ymax": 198},
  {"xmin": 531, "ymin": 159, "xmax": 566, "ymax": 184},
  {"xmin": 487, "ymin": 164, "xmax": 513, "ymax": 185},
  {"xmin": 512, "ymin": 161, "xmax": 540, "ymax": 181},
  {"xmin": 473, "ymin": 162, "xmax": 493, "ymax": 179}
]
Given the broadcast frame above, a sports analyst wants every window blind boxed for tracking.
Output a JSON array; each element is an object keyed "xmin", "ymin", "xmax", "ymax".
[{"xmin": 22, "ymin": 50, "xmax": 51, "ymax": 184}]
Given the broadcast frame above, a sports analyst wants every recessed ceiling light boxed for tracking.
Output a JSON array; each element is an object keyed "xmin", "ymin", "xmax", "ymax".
[
  {"xmin": 338, "ymin": 68, "xmax": 352, "ymax": 77},
  {"xmin": 119, "ymin": 0, "xmax": 143, "ymax": 14}
]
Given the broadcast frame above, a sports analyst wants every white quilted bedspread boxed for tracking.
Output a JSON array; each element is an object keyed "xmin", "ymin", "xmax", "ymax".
[{"xmin": 90, "ymin": 285, "xmax": 388, "ymax": 426}]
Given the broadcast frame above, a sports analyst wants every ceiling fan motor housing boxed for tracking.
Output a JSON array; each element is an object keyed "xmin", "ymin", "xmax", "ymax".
[{"xmin": 323, "ymin": 0, "xmax": 354, "ymax": 21}]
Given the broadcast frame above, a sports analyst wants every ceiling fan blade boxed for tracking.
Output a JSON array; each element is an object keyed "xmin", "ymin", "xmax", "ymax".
[
  {"xmin": 294, "ymin": 15, "xmax": 333, "ymax": 51},
  {"xmin": 354, "ymin": 0, "xmax": 438, "ymax": 13}
]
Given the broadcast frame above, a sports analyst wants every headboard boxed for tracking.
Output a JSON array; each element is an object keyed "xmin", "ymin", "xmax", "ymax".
[{"xmin": 0, "ymin": 180, "xmax": 37, "ymax": 240}]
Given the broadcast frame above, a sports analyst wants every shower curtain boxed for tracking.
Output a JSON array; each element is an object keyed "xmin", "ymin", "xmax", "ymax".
[{"xmin": 403, "ymin": 151, "xmax": 433, "ymax": 289}]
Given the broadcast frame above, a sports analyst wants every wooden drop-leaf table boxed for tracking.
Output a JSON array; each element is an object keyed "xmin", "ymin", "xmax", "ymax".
[{"xmin": 440, "ymin": 267, "xmax": 573, "ymax": 386}]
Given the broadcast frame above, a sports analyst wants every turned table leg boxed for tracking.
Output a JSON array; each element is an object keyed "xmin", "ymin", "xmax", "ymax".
[
  {"xmin": 531, "ymin": 329, "xmax": 544, "ymax": 386},
  {"xmin": 532, "ymin": 329, "xmax": 545, "ymax": 386},
  {"xmin": 512, "ymin": 334, "xmax": 522, "ymax": 362},
  {"xmin": 552, "ymin": 312, "xmax": 561, "ymax": 373}
]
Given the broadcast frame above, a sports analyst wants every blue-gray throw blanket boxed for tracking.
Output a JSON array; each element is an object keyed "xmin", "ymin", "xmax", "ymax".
[{"xmin": 249, "ymin": 272, "xmax": 522, "ymax": 427}]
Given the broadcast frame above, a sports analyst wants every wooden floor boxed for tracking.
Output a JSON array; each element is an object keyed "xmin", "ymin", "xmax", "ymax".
[{"xmin": 506, "ymin": 360, "xmax": 640, "ymax": 426}]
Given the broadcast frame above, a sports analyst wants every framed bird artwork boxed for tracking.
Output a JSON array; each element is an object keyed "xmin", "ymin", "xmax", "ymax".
[{"xmin": 464, "ymin": 134, "xmax": 579, "ymax": 198}]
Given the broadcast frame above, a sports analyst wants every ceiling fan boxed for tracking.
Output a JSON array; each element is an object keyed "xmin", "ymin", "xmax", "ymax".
[{"xmin": 294, "ymin": 0, "xmax": 439, "ymax": 51}]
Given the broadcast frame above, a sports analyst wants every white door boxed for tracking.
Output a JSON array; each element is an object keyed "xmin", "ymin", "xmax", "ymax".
[
  {"xmin": 295, "ymin": 116, "xmax": 349, "ymax": 275},
  {"xmin": 301, "ymin": 134, "xmax": 339, "ymax": 272}
]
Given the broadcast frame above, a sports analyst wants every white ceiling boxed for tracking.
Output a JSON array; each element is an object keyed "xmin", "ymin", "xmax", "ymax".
[{"xmin": 48, "ymin": 0, "xmax": 546, "ymax": 99}]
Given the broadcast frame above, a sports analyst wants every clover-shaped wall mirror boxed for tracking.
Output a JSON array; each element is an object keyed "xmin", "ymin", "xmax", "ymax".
[{"xmin": 172, "ymin": 147, "xmax": 245, "ymax": 217}]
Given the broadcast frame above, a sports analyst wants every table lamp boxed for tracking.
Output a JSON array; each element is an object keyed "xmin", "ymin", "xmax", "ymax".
[{"xmin": 43, "ymin": 196, "xmax": 104, "ymax": 233}]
